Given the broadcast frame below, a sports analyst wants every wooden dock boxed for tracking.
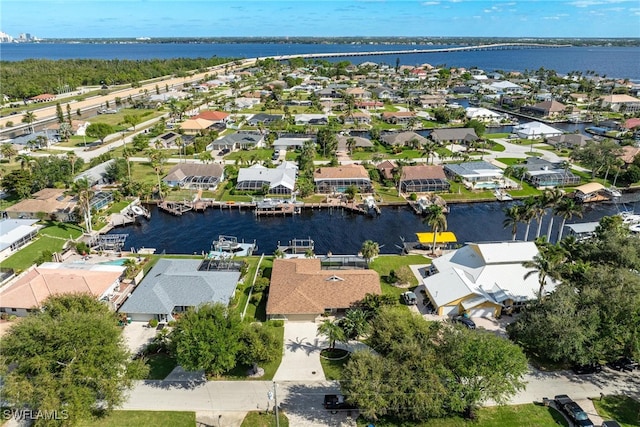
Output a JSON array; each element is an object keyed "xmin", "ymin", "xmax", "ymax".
[
  {"xmin": 158, "ymin": 201, "xmax": 193, "ymax": 216},
  {"xmin": 255, "ymin": 204, "xmax": 299, "ymax": 216}
]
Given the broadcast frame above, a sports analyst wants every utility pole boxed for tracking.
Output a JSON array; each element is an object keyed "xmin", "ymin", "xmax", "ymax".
[{"xmin": 273, "ymin": 382, "xmax": 280, "ymax": 427}]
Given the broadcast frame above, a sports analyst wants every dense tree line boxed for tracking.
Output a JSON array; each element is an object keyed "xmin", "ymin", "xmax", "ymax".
[
  {"xmin": 341, "ymin": 308, "xmax": 528, "ymax": 422},
  {"xmin": 1, "ymin": 155, "xmax": 85, "ymax": 198},
  {"xmin": 508, "ymin": 217, "xmax": 640, "ymax": 366},
  {"xmin": 1, "ymin": 57, "xmax": 235, "ymax": 99}
]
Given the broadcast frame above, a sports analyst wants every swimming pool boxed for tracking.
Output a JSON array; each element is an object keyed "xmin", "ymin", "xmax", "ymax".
[{"xmin": 100, "ymin": 259, "xmax": 128, "ymax": 266}]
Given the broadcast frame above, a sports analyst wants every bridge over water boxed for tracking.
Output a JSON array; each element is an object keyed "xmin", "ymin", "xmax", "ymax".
[{"xmin": 250, "ymin": 43, "xmax": 572, "ymax": 61}]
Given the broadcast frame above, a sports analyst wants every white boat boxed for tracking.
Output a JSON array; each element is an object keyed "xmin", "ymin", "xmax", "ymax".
[
  {"xmin": 629, "ymin": 223, "xmax": 640, "ymax": 234},
  {"xmin": 494, "ymin": 189, "xmax": 513, "ymax": 201},
  {"xmin": 603, "ymin": 187, "xmax": 622, "ymax": 198},
  {"xmin": 620, "ymin": 211, "xmax": 640, "ymax": 224}
]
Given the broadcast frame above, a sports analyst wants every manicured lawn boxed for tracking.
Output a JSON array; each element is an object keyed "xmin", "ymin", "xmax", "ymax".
[
  {"xmin": 38, "ymin": 222, "xmax": 84, "ymax": 239},
  {"xmin": 319, "ymin": 349, "xmax": 351, "ymax": 380},
  {"xmin": 494, "ymin": 157, "xmax": 525, "ymax": 166},
  {"xmin": 374, "ymin": 185, "xmax": 406, "ymax": 203},
  {"xmin": 2, "ymin": 235, "xmax": 68, "ymax": 272},
  {"xmin": 105, "ymin": 201, "xmax": 131, "ymax": 215},
  {"xmin": 485, "ymin": 133, "xmax": 510, "ymax": 139},
  {"xmin": 592, "ymin": 395, "xmax": 640, "ymax": 427},
  {"xmin": 226, "ymin": 148, "xmax": 274, "ymax": 162},
  {"xmin": 370, "ymin": 254, "xmax": 430, "ymax": 292},
  {"xmin": 488, "ymin": 142, "xmax": 505, "ymax": 152},
  {"xmin": 78, "ymin": 411, "xmax": 195, "ymax": 427},
  {"xmin": 356, "ymin": 403, "xmax": 570, "ymax": 426},
  {"xmin": 241, "ymin": 411, "xmax": 289, "ymax": 427},
  {"xmin": 145, "ymin": 352, "xmax": 177, "ymax": 380}
]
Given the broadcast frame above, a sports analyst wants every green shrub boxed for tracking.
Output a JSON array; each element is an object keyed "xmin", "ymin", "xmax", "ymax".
[
  {"xmin": 268, "ymin": 320, "xmax": 284, "ymax": 328},
  {"xmin": 409, "ymin": 193, "xmax": 418, "ymax": 201},
  {"xmin": 148, "ymin": 319, "xmax": 159, "ymax": 328},
  {"xmin": 76, "ymin": 242, "xmax": 90, "ymax": 255}
]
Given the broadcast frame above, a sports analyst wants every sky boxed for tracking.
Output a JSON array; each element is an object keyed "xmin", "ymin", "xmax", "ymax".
[{"xmin": 1, "ymin": 0, "xmax": 639, "ymax": 39}]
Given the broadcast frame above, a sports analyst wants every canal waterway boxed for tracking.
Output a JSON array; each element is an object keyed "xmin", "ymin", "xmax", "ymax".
[{"xmin": 110, "ymin": 200, "xmax": 639, "ymax": 255}]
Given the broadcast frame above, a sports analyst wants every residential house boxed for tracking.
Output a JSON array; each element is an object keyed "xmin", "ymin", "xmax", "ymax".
[
  {"xmin": 194, "ymin": 110, "xmax": 230, "ymax": 124},
  {"xmin": 336, "ymin": 135, "xmax": 374, "ymax": 152},
  {"xmin": 4, "ymin": 188, "xmax": 77, "ymax": 221},
  {"xmin": 376, "ymin": 160, "xmax": 397, "ymax": 181},
  {"xmin": 246, "ymin": 113, "xmax": 283, "ymax": 126},
  {"xmin": 153, "ymin": 131, "xmax": 183, "ymax": 149},
  {"xmin": 314, "ymin": 164, "xmax": 372, "ymax": 194},
  {"xmin": 546, "ymin": 134, "xmax": 592, "ymax": 149},
  {"xmin": 444, "ymin": 161, "xmax": 503, "ymax": 190},
  {"xmin": 381, "ymin": 111, "xmax": 416, "ymax": 125},
  {"xmin": 342, "ymin": 112, "xmax": 371, "ymax": 126},
  {"xmin": 512, "ymin": 121, "xmax": 563, "ymax": 139},
  {"xmin": 418, "ymin": 95, "xmax": 447, "ymax": 108},
  {"xmin": 207, "ymin": 132, "xmax": 264, "ymax": 151},
  {"xmin": 371, "ymin": 87, "xmax": 394, "ymax": 100},
  {"xmin": 422, "ymin": 241, "xmax": 553, "ymax": 318},
  {"xmin": 266, "ymin": 258, "xmax": 381, "ymax": 321},
  {"xmin": 74, "ymin": 159, "xmax": 115, "ymax": 187},
  {"xmin": 0, "ymin": 218, "xmax": 42, "ymax": 259},
  {"xmin": 0, "ymin": 262, "xmax": 125, "ymax": 317},
  {"xmin": 355, "ymin": 100, "xmax": 384, "ymax": 110},
  {"xmin": 430, "ymin": 128, "xmax": 479, "ymax": 146},
  {"xmin": 521, "ymin": 157, "xmax": 580, "ymax": 188},
  {"xmin": 118, "ymin": 258, "xmax": 241, "ymax": 322},
  {"xmin": 600, "ymin": 94, "xmax": 640, "ymax": 113},
  {"xmin": 273, "ymin": 137, "xmax": 312, "ymax": 151},
  {"xmin": 345, "ymin": 87, "xmax": 370, "ymax": 99},
  {"xmin": 522, "ymin": 100, "xmax": 567, "ymax": 119},
  {"xmin": 236, "ymin": 162, "xmax": 298, "ymax": 195},
  {"xmin": 400, "ymin": 165, "xmax": 450, "ymax": 193},
  {"xmin": 465, "ymin": 107, "xmax": 503, "ymax": 124},
  {"xmin": 619, "ymin": 146, "xmax": 640, "ymax": 167},
  {"xmin": 163, "ymin": 163, "xmax": 224, "ymax": 190},
  {"xmin": 486, "ymin": 81, "xmax": 522, "ymax": 94},
  {"xmin": 179, "ymin": 118, "xmax": 215, "ymax": 135},
  {"xmin": 28, "ymin": 93, "xmax": 56, "ymax": 103},
  {"xmin": 381, "ymin": 131, "xmax": 427, "ymax": 148},
  {"xmin": 294, "ymin": 114, "xmax": 329, "ymax": 126}
]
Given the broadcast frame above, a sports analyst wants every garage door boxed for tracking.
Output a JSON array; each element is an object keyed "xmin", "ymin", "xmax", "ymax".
[
  {"xmin": 467, "ymin": 306, "xmax": 495, "ymax": 318},
  {"xmin": 440, "ymin": 305, "xmax": 459, "ymax": 316}
]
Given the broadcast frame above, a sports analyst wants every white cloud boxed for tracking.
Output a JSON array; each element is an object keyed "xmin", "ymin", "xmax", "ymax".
[
  {"xmin": 543, "ymin": 16, "xmax": 561, "ymax": 20},
  {"xmin": 422, "ymin": 1, "xmax": 440, "ymax": 5}
]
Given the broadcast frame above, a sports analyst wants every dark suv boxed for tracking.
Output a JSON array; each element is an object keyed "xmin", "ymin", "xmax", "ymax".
[
  {"xmin": 452, "ymin": 316, "xmax": 476, "ymax": 329},
  {"xmin": 324, "ymin": 394, "xmax": 356, "ymax": 414},
  {"xmin": 554, "ymin": 395, "xmax": 594, "ymax": 427},
  {"xmin": 607, "ymin": 357, "xmax": 638, "ymax": 372}
]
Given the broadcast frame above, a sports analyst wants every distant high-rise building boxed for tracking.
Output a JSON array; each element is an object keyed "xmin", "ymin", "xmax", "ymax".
[{"xmin": 0, "ymin": 31, "xmax": 13, "ymax": 43}]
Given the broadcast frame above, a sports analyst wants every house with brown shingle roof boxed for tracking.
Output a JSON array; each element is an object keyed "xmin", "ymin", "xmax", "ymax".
[
  {"xmin": 619, "ymin": 146, "xmax": 640, "ymax": 166},
  {"xmin": 314, "ymin": 164, "xmax": 372, "ymax": 194},
  {"xmin": 376, "ymin": 160, "xmax": 397, "ymax": 181},
  {"xmin": 381, "ymin": 111, "xmax": 416, "ymax": 124},
  {"xmin": 522, "ymin": 100, "xmax": 567, "ymax": 118},
  {"xmin": 400, "ymin": 165, "xmax": 450, "ymax": 193},
  {"xmin": 194, "ymin": 110, "xmax": 230, "ymax": 124},
  {"xmin": 266, "ymin": 258, "xmax": 381, "ymax": 321},
  {"xmin": 0, "ymin": 263, "xmax": 125, "ymax": 317},
  {"xmin": 381, "ymin": 131, "xmax": 427, "ymax": 147},
  {"xmin": 163, "ymin": 163, "xmax": 224, "ymax": 190},
  {"xmin": 4, "ymin": 188, "xmax": 77, "ymax": 221}
]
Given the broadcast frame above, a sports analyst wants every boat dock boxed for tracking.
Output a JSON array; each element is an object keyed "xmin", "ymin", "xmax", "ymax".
[
  {"xmin": 277, "ymin": 237, "xmax": 315, "ymax": 255},
  {"xmin": 158, "ymin": 201, "xmax": 193, "ymax": 216}
]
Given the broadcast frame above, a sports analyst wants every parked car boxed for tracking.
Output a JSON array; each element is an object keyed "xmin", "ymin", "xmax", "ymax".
[
  {"xmin": 401, "ymin": 291, "xmax": 417, "ymax": 305},
  {"xmin": 452, "ymin": 315, "xmax": 476, "ymax": 330},
  {"xmin": 601, "ymin": 421, "xmax": 622, "ymax": 427},
  {"xmin": 571, "ymin": 362, "xmax": 602, "ymax": 375},
  {"xmin": 554, "ymin": 395, "xmax": 594, "ymax": 427},
  {"xmin": 607, "ymin": 356, "xmax": 638, "ymax": 372},
  {"xmin": 323, "ymin": 394, "xmax": 356, "ymax": 414}
]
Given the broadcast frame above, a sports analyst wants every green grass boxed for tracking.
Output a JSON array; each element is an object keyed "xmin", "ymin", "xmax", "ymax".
[
  {"xmin": 320, "ymin": 349, "xmax": 351, "ymax": 380},
  {"xmin": 105, "ymin": 201, "xmax": 130, "ymax": 215},
  {"xmin": 374, "ymin": 185, "xmax": 406, "ymax": 203},
  {"xmin": 484, "ymin": 133, "xmax": 510, "ymax": 139},
  {"xmin": 145, "ymin": 352, "xmax": 177, "ymax": 380},
  {"xmin": 225, "ymin": 148, "xmax": 274, "ymax": 162},
  {"xmin": 78, "ymin": 411, "xmax": 196, "ymax": 427},
  {"xmin": 38, "ymin": 221, "xmax": 84, "ymax": 239},
  {"xmin": 494, "ymin": 158, "xmax": 525, "ymax": 166},
  {"xmin": 592, "ymin": 395, "xmax": 640, "ymax": 427},
  {"xmin": 241, "ymin": 411, "xmax": 289, "ymax": 427},
  {"xmin": 356, "ymin": 403, "xmax": 570, "ymax": 427},
  {"xmin": 370, "ymin": 254, "xmax": 430, "ymax": 297},
  {"xmin": 488, "ymin": 142, "xmax": 505, "ymax": 152},
  {"xmin": 2, "ymin": 235, "xmax": 69, "ymax": 272}
]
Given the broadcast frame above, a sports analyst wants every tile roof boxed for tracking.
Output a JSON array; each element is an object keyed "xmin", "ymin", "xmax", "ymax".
[
  {"xmin": 266, "ymin": 258, "xmax": 381, "ymax": 315},
  {"xmin": 194, "ymin": 110, "xmax": 229, "ymax": 122},
  {"xmin": 314, "ymin": 164, "xmax": 370, "ymax": 180},
  {"xmin": 401, "ymin": 165, "xmax": 447, "ymax": 181}
]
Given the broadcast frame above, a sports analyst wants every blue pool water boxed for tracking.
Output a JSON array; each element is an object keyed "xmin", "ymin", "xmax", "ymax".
[{"xmin": 100, "ymin": 259, "xmax": 128, "ymax": 266}]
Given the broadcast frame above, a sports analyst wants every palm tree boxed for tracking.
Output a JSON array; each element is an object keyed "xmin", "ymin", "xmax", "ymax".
[
  {"xmin": 66, "ymin": 152, "xmax": 78, "ymax": 176},
  {"xmin": 16, "ymin": 153, "xmax": 34, "ymax": 171},
  {"xmin": 147, "ymin": 148, "xmax": 167, "ymax": 200},
  {"xmin": 543, "ymin": 189, "xmax": 564, "ymax": 239},
  {"xmin": 71, "ymin": 178, "xmax": 94, "ymax": 233},
  {"xmin": 423, "ymin": 204, "xmax": 447, "ymax": 255},
  {"xmin": 317, "ymin": 319, "xmax": 345, "ymax": 350},
  {"xmin": 345, "ymin": 137, "xmax": 356, "ymax": 155},
  {"xmin": 1, "ymin": 143, "xmax": 17, "ymax": 162},
  {"xmin": 360, "ymin": 240, "xmax": 380, "ymax": 265},
  {"xmin": 339, "ymin": 308, "xmax": 370, "ymax": 340},
  {"xmin": 304, "ymin": 248, "xmax": 315, "ymax": 258},
  {"xmin": 523, "ymin": 251, "xmax": 564, "ymax": 300},
  {"xmin": 554, "ymin": 197, "xmax": 584, "ymax": 242},
  {"xmin": 21, "ymin": 111, "xmax": 37, "ymax": 133},
  {"xmin": 503, "ymin": 205, "xmax": 522, "ymax": 241},
  {"xmin": 175, "ymin": 137, "xmax": 184, "ymax": 163},
  {"xmin": 520, "ymin": 197, "xmax": 537, "ymax": 241},
  {"xmin": 421, "ymin": 141, "xmax": 438, "ymax": 165}
]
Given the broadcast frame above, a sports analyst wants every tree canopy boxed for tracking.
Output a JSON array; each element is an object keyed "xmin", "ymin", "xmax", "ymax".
[{"xmin": 0, "ymin": 294, "xmax": 147, "ymax": 426}]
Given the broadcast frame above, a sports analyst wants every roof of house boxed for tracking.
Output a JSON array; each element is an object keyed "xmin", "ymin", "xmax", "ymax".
[
  {"xmin": 336, "ymin": 135, "xmax": 373, "ymax": 151},
  {"xmin": 194, "ymin": 110, "xmax": 229, "ymax": 122},
  {"xmin": 119, "ymin": 259, "xmax": 241, "ymax": 315},
  {"xmin": 430, "ymin": 128, "xmax": 479, "ymax": 142},
  {"xmin": 401, "ymin": 165, "xmax": 447, "ymax": 181},
  {"xmin": 212, "ymin": 132, "xmax": 263, "ymax": 146},
  {"xmin": 266, "ymin": 258, "xmax": 381, "ymax": 315},
  {"xmin": 381, "ymin": 131, "xmax": 427, "ymax": 146},
  {"xmin": 624, "ymin": 118, "xmax": 640, "ymax": 130},
  {"xmin": 4, "ymin": 188, "xmax": 76, "ymax": 215},
  {"xmin": 237, "ymin": 162, "xmax": 298, "ymax": 190},
  {"xmin": 546, "ymin": 134, "xmax": 592, "ymax": 145},
  {"xmin": 619, "ymin": 146, "xmax": 640, "ymax": 164},
  {"xmin": 444, "ymin": 161, "xmax": 502, "ymax": 178},
  {"xmin": 0, "ymin": 263, "xmax": 125, "ymax": 310},
  {"xmin": 382, "ymin": 111, "xmax": 416, "ymax": 119},
  {"xmin": 0, "ymin": 218, "xmax": 42, "ymax": 252},
  {"xmin": 425, "ymin": 241, "xmax": 549, "ymax": 306},
  {"xmin": 164, "ymin": 163, "xmax": 224, "ymax": 183},
  {"xmin": 601, "ymin": 94, "xmax": 640, "ymax": 103},
  {"xmin": 513, "ymin": 121, "xmax": 563, "ymax": 136},
  {"xmin": 74, "ymin": 159, "xmax": 115, "ymax": 185},
  {"xmin": 314, "ymin": 164, "xmax": 370, "ymax": 180},
  {"xmin": 180, "ymin": 118, "xmax": 215, "ymax": 131},
  {"xmin": 531, "ymin": 100, "xmax": 567, "ymax": 112}
]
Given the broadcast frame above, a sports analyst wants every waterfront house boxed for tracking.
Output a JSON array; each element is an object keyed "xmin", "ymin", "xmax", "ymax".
[
  {"xmin": 236, "ymin": 162, "xmax": 297, "ymax": 195},
  {"xmin": 418, "ymin": 94, "xmax": 447, "ymax": 108},
  {"xmin": 512, "ymin": 121, "xmax": 563, "ymax": 139},
  {"xmin": 430, "ymin": 128, "xmax": 479, "ymax": 146},
  {"xmin": 546, "ymin": 134, "xmax": 592, "ymax": 149},
  {"xmin": 443, "ymin": 161, "xmax": 503, "ymax": 190},
  {"xmin": 600, "ymin": 94, "xmax": 640, "ymax": 113},
  {"xmin": 465, "ymin": 107, "xmax": 503, "ymax": 124},
  {"xmin": 399, "ymin": 165, "xmax": 450, "ymax": 193},
  {"xmin": 486, "ymin": 81, "xmax": 522, "ymax": 94},
  {"xmin": 422, "ymin": 241, "xmax": 551, "ymax": 318},
  {"xmin": 381, "ymin": 131, "xmax": 427, "ymax": 148},
  {"xmin": 314, "ymin": 164, "xmax": 372, "ymax": 194},
  {"xmin": 618, "ymin": 146, "xmax": 640, "ymax": 167},
  {"xmin": 337, "ymin": 135, "xmax": 374, "ymax": 152},
  {"xmin": 521, "ymin": 100, "xmax": 567, "ymax": 119},
  {"xmin": 207, "ymin": 132, "xmax": 264, "ymax": 152},
  {"xmin": 521, "ymin": 157, "xmax": 580, "ymax": 188},
  {"xmin": 381, "ymin": 111, "xmax": 416, "ymax": 125},
  {"xmin": 163, "ymin": 163, "xmax": 224, "ymax": 190},
  {"xmin": 266, "ymin": 258, "xmax": 381, "ymax": 322},
  {"xmin": 342, "ymin": 112, "xmax": 371, "ymax": 126},
  {"xmin": 4, "ymin": 188, "xmax": 77, "ymax": 222},
  {"xmin": 0, "ymin": 262, "xmax": 125, "ymax": 317},
  {"xmin": 0, "ymin": 218, "xmax": 42, "ymax": 259},
  {"xmin": 118, "ymin": 258, "xmax": 241, "ymax": 323}
]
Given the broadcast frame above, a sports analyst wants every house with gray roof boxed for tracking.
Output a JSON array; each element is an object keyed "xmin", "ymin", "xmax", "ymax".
[
  {"xmin": 381, "ymin": 131, "xmax": 427, "ymax": 147},
  {"xmin": 163, "ymin": 163, "xmax": 224, "ymax": 190},
  {"xmin": 545, "ymin": 133, "xmax": 592, "ymax": 149},
  {"xmin": 118, "ymin": 258, "xmax": 241, "ymax": 322},
  {"xmin": 207, "ymin": 132, "xmax": 264, "ymax": 151},
  {"xmin": 74, "ymin": 159, "xmax": 115, "ymax": 186},
  {"xmin": 430, "ymin": 128, "xmax": 479, "ymax": 145},
  {"xmin": 444, "ymin": 161, "xmax": 503, "ymax": 190},
  {"xmin": 236, "ymin": 162, "xmax": 298, "ymax": 195},
  {"xmin": 246, "ymin": 114, "xmax": 283, "ymax": 126}
]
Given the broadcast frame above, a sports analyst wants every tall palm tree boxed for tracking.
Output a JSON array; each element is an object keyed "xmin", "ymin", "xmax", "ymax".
[
  {"xmin": 554, "ymin": 197, "xmax": 584, "ymax": 242},
  {"xmin": 520, "ymin": 197, "xmax": 537, "ymax": 241},
  {"xmin": 71, "ymin": 178, "xmax": 94, "ymax": 233},
  {"xmin": 360, "ymin": 240, "xmax": 380, "ymax": 265},
  {"xmin": 66, "ymin": 152, "xmax": 78, "ymax": 176},
  {"xmin": 1, "ymin": 143, "xmax": 17, "ymax": 162},
  {"xmin": 523, "ymin": 252, "xmax": 563, "ymax": 300},
  {"xmin": 503, "ymin": 205, "xmax": 522, "ymax": 241},
  {"xmin": 147, "ymin": 148, "xmax": 167, "ymax": 200},
  {"xmin": 317, "ymin": 319, "xmax": 345, "ymax": 350},
  {"xmin": 543, "ymin": 189, "xmax": 564, "ymax": 239},
  {"xmin": 423, "ymin": 204, "xmax": 447, "ymax": 255},
  {"xmin": 421, "ymin": 141, "xmax": 438, "ymax": 165},
  {"xmin": 21, "ymin": 111, "xmax": 37, "ymax": 133}
]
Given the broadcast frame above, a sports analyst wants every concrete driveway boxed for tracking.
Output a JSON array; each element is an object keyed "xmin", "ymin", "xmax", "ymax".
[
  {"xmin": 122, "ymin": 321, "xmax": 157, "ymax": 355},
  {"xmin": 274, "ymin": 322, "xmax": 326, "ymax": 382}
]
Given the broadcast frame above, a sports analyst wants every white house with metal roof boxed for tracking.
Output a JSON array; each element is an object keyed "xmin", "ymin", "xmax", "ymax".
[
  {"xmin": 236, "ymin": 162, "xmax": 298, "ymax": 195},
  {"xmin": 422, "ymin": 241, "xmax": 552, "ymax": 318},
  {"xmin": 118, "ymin": 258, "xmax": 241, "ymax": 322},
  {"xmin": 0, "ymin": 218, "xmax": 42, "ymax": 259},
  {"xmin": 513, "ymin": 121, "xmax": 563, "ymax": 140}
]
